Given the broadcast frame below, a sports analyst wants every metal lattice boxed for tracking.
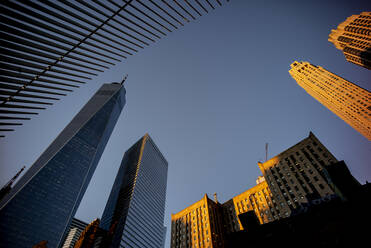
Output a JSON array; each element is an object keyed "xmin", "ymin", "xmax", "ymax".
[{"xmin": 0, "ymin": 0, "xmax": 229, "ymax": 137}]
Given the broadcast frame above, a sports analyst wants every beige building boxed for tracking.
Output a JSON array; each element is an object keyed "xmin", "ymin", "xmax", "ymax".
[
  {"xmin": 328, "ymin": 12, "xmax": 371, "ymax": 69},
  {"xmin": 289, "ymin": 61, "xmax": 371, "ymax": 140},
  {"xmin": 170, "ymin": 194, "xmax": 225, "ymax": 248},
  {"xmin": 221, "ymin": 179, "xmax": 276, "ymax": 234},
  {"xmin": 258, "ymin": 132, "xmax": 338, "ymax": 217}
]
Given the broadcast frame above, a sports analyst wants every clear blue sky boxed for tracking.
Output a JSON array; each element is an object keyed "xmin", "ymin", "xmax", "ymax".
[{"xmin": 0, "ymin": 1, "xmax": 370, "ymax": 247}]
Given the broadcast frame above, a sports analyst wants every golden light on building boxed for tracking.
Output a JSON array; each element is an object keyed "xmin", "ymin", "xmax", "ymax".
[
  {"xmin": 328, "ymin": 12, "xmax": 371, "ymax": 69},
  {"xmin": 289, "ymin": 61, "xmax": 371, "ymax": 140},
  {"xmin": 171, "ymin": 133, "xmax": 360, "ymax": 246},
  {"xmin": 221, "ymin": 178, "xmax": 276, "ymax": 234},
  {"xmin": 170, "ymin": 194, "xmax": 225, "ymax": 248}
]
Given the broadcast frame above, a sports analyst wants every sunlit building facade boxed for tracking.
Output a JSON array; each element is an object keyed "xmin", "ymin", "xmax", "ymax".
[
  {"xmin": 172, "ymin": 132, "xmax": 359, "ymax": 246},
  {"xmin": 100, "ymin": 134, "xmax": 168, "ymax": 248},
  {"xmin": 0, "ymin": 83, "xmax": 126, "ymax": 248},
  {"xmin": 171, "ymin": 194, "xmax": 225, "ymax": 248},
  {"xmin": 258, "ymin": 132, "xmax": 338, "ymax": 217},
  {"xmin": 289, "ymin": 61, "xmax": 371, "ymax": 140},
  {"xmin": 221, "ymin": 179, "xmax": 276, "ymax": 234},
  {"xmin": 328, "ymin": 12, "xmax": 371, "ymax": 69}
]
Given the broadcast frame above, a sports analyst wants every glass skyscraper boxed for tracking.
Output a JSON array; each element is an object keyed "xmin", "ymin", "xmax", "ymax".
[
  {"xmin": 100, "ymin": 134, "xmax": 168, "ymax": 248},
  {"xmin": 0, "ymin": 83, "xmax": 126, "ymax": 248}
]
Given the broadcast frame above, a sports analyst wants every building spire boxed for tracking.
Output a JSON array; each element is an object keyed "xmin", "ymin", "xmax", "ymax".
[
  {"xmin": 120, "ymin": 74, "xmax": 128, "ymax": 85},
  {"xmin": 0, "ymin": 166, "xmax": 26, "ymax": 201}
]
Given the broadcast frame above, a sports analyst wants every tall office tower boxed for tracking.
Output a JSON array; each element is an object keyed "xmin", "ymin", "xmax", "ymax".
[
  {"xmin": 62, "ymin": 218, "xmax": 88, "ymax": 248},
  {"xmin": 221, "ymin": 178, "xmax": 276, "ymax": 234},
  {"xmin": 0, "ymin": 83, "xmax": 126, "ymax": 248},
  {"xmin": 328, "ymin": 12, "xmax": 371, "ymax": 70},
  {"xmin": 170, "ymin": 194, "xmax": 226, "ymax": 248},
  {"xmin": 258, "ymin": 132, "xmax": 339, "ymax": 218},
  {"xmin": 100, "ymin": 134, "xmax": 168, "ymax": 248},
  {"xmin": 289, "ymin": 61, "xmax": 371, "ymax": 140}
]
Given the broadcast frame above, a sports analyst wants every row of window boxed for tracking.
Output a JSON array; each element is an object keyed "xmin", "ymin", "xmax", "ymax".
[
  {"xmin": 296, "ymin": 66, "xmax": 371, "ymax": 121},
  {"xmin": 349, "ymin": 57, "xmax": 371, "ymax": 71},
  {"xmin": 267, "ymin": 142, "xmax": 334, "ymax": 209},
  {"xmin": 354, "ymin": 16, "xmax": 371, "ymax": 23},
  {"xmin": 343, "ymin": 32, "xmax": 371, "ymax": 42},
  {"xmin": 344, "ymin": 25, "xmax": 371, "ymax": 36}
]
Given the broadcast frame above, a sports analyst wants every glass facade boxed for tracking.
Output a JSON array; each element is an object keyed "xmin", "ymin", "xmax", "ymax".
[
  {"xmin": 0, "ymin": 83, "xmax": 126, "ymax": 248},
  {"xmin": 100, "ymin": 134, "xmax": 168, "ymax": 248}
]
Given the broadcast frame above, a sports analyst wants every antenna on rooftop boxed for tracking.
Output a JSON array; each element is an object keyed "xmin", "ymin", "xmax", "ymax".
[
  {"xmin": 265, "ymin": 143, "xmax": 268, "ymax": 162},
  {"xmin": 120, "ymin": 74, "xmax": 128, "ymax": 85}
]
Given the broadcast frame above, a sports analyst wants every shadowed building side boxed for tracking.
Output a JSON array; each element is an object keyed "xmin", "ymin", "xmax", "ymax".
[
  {"xmin": 258, "ymin": 132, "xmax": 339, "ymax": 218},
  {"xmin": 0, "ymin": 83, "xmax": 126, "ymax": 248},
  {"xmin": 227, "ymin": 183, "xmax": 370, "ymax": 247}
]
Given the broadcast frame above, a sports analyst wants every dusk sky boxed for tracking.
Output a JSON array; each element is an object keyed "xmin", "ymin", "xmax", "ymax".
[{"xmin": 0, "ymin": 1, "xmax": 370, "ymax": 247}]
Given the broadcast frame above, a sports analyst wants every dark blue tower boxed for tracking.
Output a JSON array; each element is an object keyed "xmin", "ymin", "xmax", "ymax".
[
  {"xmin": 0, "ymin": 83, "xmax": 126, "ymax": 248},
  {"xmin": 101, "ymin": 134, "xmax": 168, "ymax": 248}
]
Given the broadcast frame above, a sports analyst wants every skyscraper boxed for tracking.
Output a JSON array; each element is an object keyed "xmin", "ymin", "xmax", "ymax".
[
  {"xmin": 100, "ymin": 134, "xmax": 168, "ymax": 248},
  {"xmin": 0, "ymin": 83, "xmax": 126, "ymax": 248},
  {"xmin": 328, "ymin": 12, "xmax": 371, "ymax": 70},
  {"xmin": 289, "ymin": 61, "xmax": 371, "ymax": 140}
]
